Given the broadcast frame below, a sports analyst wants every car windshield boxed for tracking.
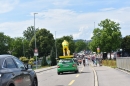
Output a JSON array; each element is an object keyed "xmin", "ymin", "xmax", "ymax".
[{"xmin": 59, "ymin": 59, "xmax": 73, "ymax": 63}]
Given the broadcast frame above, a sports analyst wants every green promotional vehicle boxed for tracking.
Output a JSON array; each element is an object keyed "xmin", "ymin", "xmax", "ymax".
[{"xmin": 57, "ymin": 58, "xmax": 79, "ymax": 75}]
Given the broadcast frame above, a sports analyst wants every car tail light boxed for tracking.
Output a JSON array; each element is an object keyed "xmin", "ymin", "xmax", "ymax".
[
  {"xmin": 73, "ymin": 64, "xmax": 76, "ymax": 67},
  {"xmin": 57, "ymin": 65, "xmax": 60, "ymax": 68}
]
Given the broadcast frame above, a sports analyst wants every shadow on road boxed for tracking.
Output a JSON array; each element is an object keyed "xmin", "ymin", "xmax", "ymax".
[
  {"xmin": 60, "ymin": 72, "xmax": 78, "ymax": 75},
  {"xmin": 80, "ymin": 71, "xmax": 91, "ymax": 73},
  {"xmin": 59, "ymin": 71, "xmax": 90, "ymax": 75}
]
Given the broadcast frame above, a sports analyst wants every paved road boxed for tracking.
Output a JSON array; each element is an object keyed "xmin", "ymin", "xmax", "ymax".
[
  {"xmin": 35, "ymin": 63, "xmax": 130, "ymax": 86},
  {"xmin": 36, "ymin": 65, "xmax": 94, "ymax": 86}
]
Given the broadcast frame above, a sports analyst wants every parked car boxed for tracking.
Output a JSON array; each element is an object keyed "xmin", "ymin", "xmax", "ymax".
[
  {"xmin": 0, "ymin": 55, "xmax": 38, "ymax": 86},
  {"xmin": 57, "ymin": 58, "xmax": 79, "ymax": 75}
]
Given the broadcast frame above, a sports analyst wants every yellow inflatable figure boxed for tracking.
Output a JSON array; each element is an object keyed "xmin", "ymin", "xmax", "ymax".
[{"xmin": 62, "ymin": 40, "xmax": 70, "ymax": 56}]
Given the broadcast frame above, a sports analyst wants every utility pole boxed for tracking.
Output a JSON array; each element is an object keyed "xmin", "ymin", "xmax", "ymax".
[{"xmin": 34, "ymin": 13, "xmax": 38, "ymax": 69}]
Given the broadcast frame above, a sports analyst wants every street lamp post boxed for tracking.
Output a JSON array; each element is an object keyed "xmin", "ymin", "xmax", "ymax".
[
  {"xmin": 34, "ymin": 13, "xmax": 38, "ymax": 69},
  {"xmin": 55, "ymin": 31, "xmax": 57, "ymax": 61},
  {"xmin": 22, "ymin": 39, "xmax": 25, "ymax": 56}
]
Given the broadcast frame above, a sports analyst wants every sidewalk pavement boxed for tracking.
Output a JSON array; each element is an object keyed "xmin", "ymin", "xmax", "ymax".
[
  {"xmin": 91, "ymin": 63, "xmax": 130, "ymax": 86},
  {"xmin": 34, "ymin": 66, "xmax": 57, "ymax": 73}
]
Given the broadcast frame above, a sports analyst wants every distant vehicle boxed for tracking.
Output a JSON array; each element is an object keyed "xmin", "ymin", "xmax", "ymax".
[
  {"xmin": 0, "ymin": 55, "xmax": 38, "ymax": 86},
  {"xmin": 57, "ymin": 58, "xmax": 79, "ymax": 75}
]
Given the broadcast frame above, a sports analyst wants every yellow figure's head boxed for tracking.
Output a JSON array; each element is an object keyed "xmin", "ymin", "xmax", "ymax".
[{"xmin": 62, "ymin": 40, "xmax": 69, "ymax": 49}]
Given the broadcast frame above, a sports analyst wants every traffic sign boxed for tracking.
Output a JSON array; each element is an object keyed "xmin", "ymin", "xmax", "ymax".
[
  {"xmin": 34, "ymin": 49, "xmax": 38, "ymax": 56},
  {"xmin": 97, "ymin": 48, "xmax": 100, "ymax": 53},
  {"xmin": 34, "ymin": 49, "xmax": 38, "ymax": 53}
]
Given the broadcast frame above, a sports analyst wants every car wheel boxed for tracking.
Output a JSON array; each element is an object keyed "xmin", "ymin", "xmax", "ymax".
[
  {"xmin": 57, "ymin": 72, "xmax": 60, "ymax": 75},
  {"xmin": 32, "ymin": 78, "xmax": 37, "ymax": 86},
  {"xmin": 75, "ymin": 70, "xmax": 79, "ymax": 73}
]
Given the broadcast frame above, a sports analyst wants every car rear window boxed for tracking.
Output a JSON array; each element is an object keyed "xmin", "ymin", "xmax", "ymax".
[{"xmin": 59, "ymin": 59, "xmax": 73, "ymax": 63}]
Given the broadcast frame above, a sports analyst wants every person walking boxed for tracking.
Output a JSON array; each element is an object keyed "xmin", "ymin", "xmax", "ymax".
[
  {"xmin": 83, "ymin": 57, "xmax": 86, "ymax": 67},
  {"xmin": 91, "ymin": 55, "xmax": 95, "ymax": 65}
]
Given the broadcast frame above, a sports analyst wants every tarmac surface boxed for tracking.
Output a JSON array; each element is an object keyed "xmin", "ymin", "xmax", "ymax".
[{"xmin": 35, "ymin": 63, "xmax": 130, "ymax": 86}]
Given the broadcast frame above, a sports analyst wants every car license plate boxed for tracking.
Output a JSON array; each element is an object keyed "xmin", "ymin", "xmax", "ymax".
[{"xmin": 63, "ymin": 65, "xmax": 69, "ymax": 67}]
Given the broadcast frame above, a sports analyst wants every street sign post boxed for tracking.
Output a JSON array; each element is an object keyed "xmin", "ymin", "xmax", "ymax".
[{"xmin": 34, "ymin": 48, "xmax": 38, "ymax": 69}]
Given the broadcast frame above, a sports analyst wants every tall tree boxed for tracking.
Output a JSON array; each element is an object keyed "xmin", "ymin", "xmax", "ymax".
[
  {"xmin": 50, "ymin": 47, "xmax": 57, "ymax": 66},
  {"xmin": 89, "ymin": 19, "xmax": 122, "ymax": 59},
  {"xmin": 89, "ymin": 28, "xmax": 102, "ymax": 52},
  {"xmin": 22, "ymin": 26, "xmax": 39, "ymax": 57},
  {"xmin": 75, "ymin": 40, "xmax": 87, "ymax": 53},
  {"xmin": 23, "ymin": 26, "xmax": 39, "ymax": 41},
  {"xmin": 29, "ymin": 28, "xmax": 55, "ymax": 57}
]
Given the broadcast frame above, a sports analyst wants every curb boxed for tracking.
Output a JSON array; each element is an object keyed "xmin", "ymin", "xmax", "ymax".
[
  {"xmin": 35, "ymin": 66, "xmax": 57, "ymax": 73},
  {"xmin": 115, "ymin": 68, "xmax": 130, "ymax": 75}
]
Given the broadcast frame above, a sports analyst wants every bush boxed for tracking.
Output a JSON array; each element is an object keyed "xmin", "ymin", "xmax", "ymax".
[
  {"xmin": 102, "ymin": 60, "xmax": 117, "ymax": 68},
  {"xmin": 28, "ymin": 58, "xmax": 35, "ymax": 66},
  {"xmin": 19, "ymin": 57, "xmax": 29, "ymax": 64}
]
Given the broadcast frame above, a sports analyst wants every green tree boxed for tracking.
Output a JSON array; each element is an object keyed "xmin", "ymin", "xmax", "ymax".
[
  {"xmin": 29, "ymin": 28, "xmax": 55, "ymax": 57},
  {"xmin": 11, "ymin": 37, "xmax": 24, "ymax": 57},
  {"xmin": 89, "ymin": 19, "xmax": 122, "ymax": 59},
  {"xmin": 0, "ymin": 32, "xmax": 12, "ymax": 54},
  {"xmin": 22, "ymin": 38, "xmax": 31, "ymax": 57},
  {"xmin": 23, "ymin": 26, "xmax": 39, "ymax": 41},
  {"xmin": 75, "ymin": 40, "xmax": 87, "ymax": 53},
  {"xmin": 50, "ymin": 47, "xmax": 57, "ymax": 66},
  {"xmin": 89, "ymin": 28, "xmax": 102, "ymax": 52},
  {"xmin": 23, "ymin": 26, "xmax": 39, "ymax": 58},
  {"xmin": 121, "ymin": 35, "xmax": 130, "ymax": 54},
  {"xmin": 10, "ymin": 37, "xmax": 30, "ymax": 57}
]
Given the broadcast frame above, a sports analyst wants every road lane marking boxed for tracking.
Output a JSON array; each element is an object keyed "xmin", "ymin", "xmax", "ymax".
[
  {"xmin": 68, "ymin": 80, "xmax": 75, "ymax": 85},
  {"xmin": 90, "ymin": 64, "xmax": 98, "ymax": 86},
  {"xmin": 76, "ymin": 74, "xmax": 79, "ymax": 77}
]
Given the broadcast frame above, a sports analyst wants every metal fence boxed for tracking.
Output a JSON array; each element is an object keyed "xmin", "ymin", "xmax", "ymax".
[{"xmin": 116, "ymin": 57, "xmax": 130, "ymax": 71}]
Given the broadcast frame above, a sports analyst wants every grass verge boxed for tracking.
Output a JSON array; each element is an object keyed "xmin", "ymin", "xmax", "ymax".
[
  {"xmin": 102, "ymin": 60, "xmax": 117, "ymax": 68},
  {"xmin": 32, "ymin": 65, "xmax": 51, "ymax": 70}
]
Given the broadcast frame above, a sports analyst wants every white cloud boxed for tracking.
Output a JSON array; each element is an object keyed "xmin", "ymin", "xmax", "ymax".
[
  {"xmin": 1, "ymin": 7, "xmax": 130, "ymax": 40},
  {"xmin": 0, "ymin": 0, "xmax": 19, "ymax": 13},
  {"xmin": 52, "ymin": 0, "xmax": 70, "ymax": 6},
  {"xmin": 100, "ymin": 7, "xmax": 116, "ymax": 11},
  {"xmin": 0, "ymin": 20, "xmax": 33, "ymax": 37}
]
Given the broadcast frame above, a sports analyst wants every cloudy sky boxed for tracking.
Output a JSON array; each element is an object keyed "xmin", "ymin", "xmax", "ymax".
[{"xmin": 0, "ymin": 0, "xmax": 130, "ymax": 40}]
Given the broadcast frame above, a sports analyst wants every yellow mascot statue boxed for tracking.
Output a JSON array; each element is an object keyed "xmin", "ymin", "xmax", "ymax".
[{"xmin": 62, "ymin": 40, "xmax": 70, "ymax": 56}]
